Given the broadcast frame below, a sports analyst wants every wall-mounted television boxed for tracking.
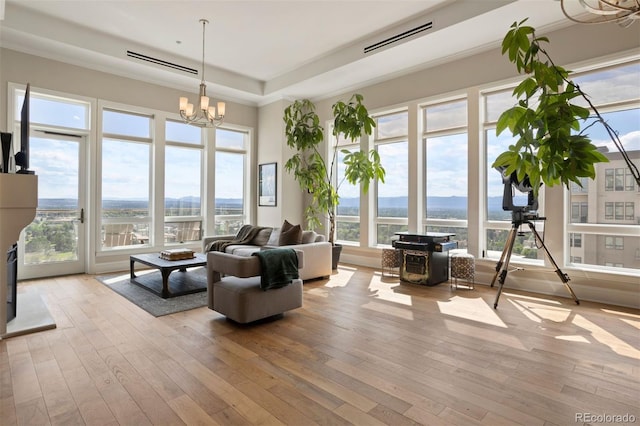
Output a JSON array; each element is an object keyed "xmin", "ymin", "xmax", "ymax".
[{"xmin": 15, "ymin": 83, "xmax": 33, "ymax": 174}]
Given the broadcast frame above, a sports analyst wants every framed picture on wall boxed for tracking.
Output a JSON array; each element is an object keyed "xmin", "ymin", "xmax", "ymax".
[{"xmin": 259, "ymin": 162, "xmax": 277, "ymax": 206}]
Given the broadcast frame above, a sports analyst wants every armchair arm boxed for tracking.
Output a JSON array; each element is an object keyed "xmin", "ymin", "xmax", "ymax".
[{"xmin": 207, "ymin": 250, "xmax": 304, "ymax": 281}]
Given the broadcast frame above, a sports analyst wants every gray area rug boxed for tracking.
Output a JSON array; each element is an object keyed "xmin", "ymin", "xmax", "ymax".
[{"xmin": 96, "ymin": 268, "xmax": 208, "ymax": 317}]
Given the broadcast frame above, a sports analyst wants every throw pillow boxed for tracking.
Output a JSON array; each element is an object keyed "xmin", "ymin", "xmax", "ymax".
[
  {"xmin": 266, "ymin": 227, "xmax": 281, "ymax": 245},
  {"xmin": 278, "ymin": 220, "xmax": 302, "ymax": 245},
  {"xmin": 301, "ymin": 230, "xmax": 317, "ymax": 244},
  {"xmin": 251, "ymin": 227, "xmax": 273, "ymax": 246}
]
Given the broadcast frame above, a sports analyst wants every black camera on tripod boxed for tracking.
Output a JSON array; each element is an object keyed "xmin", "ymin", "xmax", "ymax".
[
  {"xmin": 490, "ymin": 167, "xmax": 578, "ymax": 309},
  {"xmin": 496, "ymin": 166, "xmax": 541, "ymax": 224}
]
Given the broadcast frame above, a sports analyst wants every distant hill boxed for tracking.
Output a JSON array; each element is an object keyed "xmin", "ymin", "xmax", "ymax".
[
  {"xmin": 339, "ymin": 196, "xmax": 521, "ymax": 213},
  {"xmin": 39, "ymin": 195, "xmax": 530, "ymax": 214}
]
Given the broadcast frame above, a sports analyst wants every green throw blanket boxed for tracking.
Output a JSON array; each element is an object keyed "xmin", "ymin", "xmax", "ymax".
[
  {"xmin": 252, "ymin": 248, "xmax": 299, "ymax": 290},
  {"xmin": 205, "ymin": 224, "xmax": 267, "ymax": 253}
]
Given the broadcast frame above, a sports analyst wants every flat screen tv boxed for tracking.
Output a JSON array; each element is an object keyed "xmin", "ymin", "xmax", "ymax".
[{"xmin": 15, "ymin": 83, "xmax": 33, "ymax": 174}]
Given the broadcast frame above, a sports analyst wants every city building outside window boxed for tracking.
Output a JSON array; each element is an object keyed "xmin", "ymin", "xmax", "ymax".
[{"xmin": 567, "ymin": 60, "xmax": 639, "ymax": 271}]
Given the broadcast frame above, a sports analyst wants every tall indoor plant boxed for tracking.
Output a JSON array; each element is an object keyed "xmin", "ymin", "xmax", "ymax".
[
  {"xmin": 492, "ymin": 19, "xmax": 611, "ymax": 194},
  {"xmin": 283, "ymin": 94, "xmax": 385, "ymax": 266}
]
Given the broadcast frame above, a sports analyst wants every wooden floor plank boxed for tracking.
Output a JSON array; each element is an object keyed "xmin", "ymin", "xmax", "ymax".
[{"xmin": 2, "ymin": 265, "xmax": 638, "ymax": 425}]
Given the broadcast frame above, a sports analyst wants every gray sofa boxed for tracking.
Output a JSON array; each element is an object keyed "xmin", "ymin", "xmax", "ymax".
[{"xmin": 202, "ymin": 226, "xmax": 332, "ymax": 281}]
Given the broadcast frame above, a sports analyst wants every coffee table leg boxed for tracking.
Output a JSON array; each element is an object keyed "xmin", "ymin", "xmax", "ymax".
[
  {"xmin": 161, "ymin": 269, "xmax": 171, "ymax": 298},
  {"xmin": 130, "ymin": 258, "xmax": 136, "ymax": 279}
]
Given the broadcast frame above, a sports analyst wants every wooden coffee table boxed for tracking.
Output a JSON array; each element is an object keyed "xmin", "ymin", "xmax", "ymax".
[{"xmin": 129, "ymin": 252, "xmax": 207, "ymax": 298}]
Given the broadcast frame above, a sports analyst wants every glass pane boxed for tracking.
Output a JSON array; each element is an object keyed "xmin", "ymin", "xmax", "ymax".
[
  {"xmin": 568, "ymin": 234, "xmax": 639, "ymax": 271},
  {"xmin": 377, "ymin": 223, "xmax": 408, "ymax": 246},
  {"xmin": 426, "ymin": 225, "xmax": 468, "ymax": 251},
  {"xmin": 426, "ymin": 133, "xmax": 467, "ymax": 220},
  {"xmin": 103, "ymin": 110, "xmax": 150, "ymax": 138},
  {"xmin": 215, "ymin": 151, "xmax": 244, "ymax": 215},
  {"xmin": 486, "ymin": 130, "xmax": 537, "ymax": 221},
  {"xmin": 571, "ymin": 108, "xmax": 639, "ymax": 225},
  {"xmin": 165, "ymin": 146, "xmax": 201, "ymax": 216},
  {"xmin": 17, "ymin": 92, "xmax": 88, "ymax": 130},
  {"xmin": 102, "ymin": 139, "xmax": 150, "ymax": 217},
  {"xmin": 377, "ymin": 141, "xmax": 408, "ymax": 217},
  {"xmin": 164, "ymin": 221, "xmax": 202, "ymax": 243},
  {"xmin": 572, "ymin": 61, "xmax": 640, "ymax": 107},
  {"xmin": 335, "ymin": 133, "xmax": 354, "ymax": 147},
  {"xmin": 24, "ymin": 136, "xmax": 79, "ymax": 264},
  {"xmin": 484, "ymin": 90, "xmax": 514, "ymax": 123},
  {"xmin": 216, "ymin": 128, "xmax": 246, "ymax": 149},
  {"xmin": 485, "ymin": 229, "xmax": 544, "ymax": 265},
  {"xmin": 376, "ymin": 112, "xmax": 407, "ymax": 139},
  {"xmin": 102, "ymin": 223, "xmax": 137, "ymax": 248},
  {"xmin": 337, "ymin": 221, "xmax": 360, "ymax": 242},
  {"xmin": 166, "ymin": 120, "xmax": 201, "ymax": 144},
  {"xmin": 337, "ymin": 147, "xmax": 359, "ymax": 216},
  {"xmin": 424, "ymin": 100, "xmax": 467, "ymax": 132},
  {"xmin": 215, "ymin": 218, "xmax": 243, "ymax": 235}
]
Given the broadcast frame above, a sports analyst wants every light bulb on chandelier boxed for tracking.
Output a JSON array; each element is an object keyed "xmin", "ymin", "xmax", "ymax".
[
  {"xmin": 178, "ymin": 19, "xmax": 226, "ymax": 127},
  {"xmin": 560, "ymin": 0, "xmax": 640, "ymax": 28}
]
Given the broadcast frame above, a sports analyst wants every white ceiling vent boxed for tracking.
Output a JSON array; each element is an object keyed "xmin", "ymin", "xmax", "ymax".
[
  {"xmin": 363, "ymin": 21, "xmax": 433, "ymax": 54},
  {"xmin": 126, "ymin": 50, "xmax": 198, "ymax": 75}
]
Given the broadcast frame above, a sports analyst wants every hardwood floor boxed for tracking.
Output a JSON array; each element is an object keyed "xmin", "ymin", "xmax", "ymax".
[{"xmin": 2, "ymin": 265, "xmax": 639, "ymax": 425}]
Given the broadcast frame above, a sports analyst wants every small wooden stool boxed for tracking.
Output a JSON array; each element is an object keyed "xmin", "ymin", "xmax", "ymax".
[
  {"xmin": 451, "ymin": 253, "xmax": 475, "ymax": 290},
  {"xmin": 381, "ymin": 248, "xmax": 402, "ymax": 277}
]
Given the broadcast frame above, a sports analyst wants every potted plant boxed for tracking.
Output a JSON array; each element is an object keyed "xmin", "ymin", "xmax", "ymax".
[
  {"xmin": 283, "ymin": 94, "xmax": 385, "ymax": 268},
  {"xmin": 492, "ymin": 19, "xmax": 610, "ymax": 194}
]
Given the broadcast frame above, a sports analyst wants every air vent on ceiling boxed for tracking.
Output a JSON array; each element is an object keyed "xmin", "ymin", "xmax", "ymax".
[
  {"xmin": 364, "ymin": 21, "xmax": 433, "ymax": 55},
  {"xmin": 126, "ymin": 50, "xmax": 198, "ymax": 75}
]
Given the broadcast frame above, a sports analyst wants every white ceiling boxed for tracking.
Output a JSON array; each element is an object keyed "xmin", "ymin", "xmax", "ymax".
[{"xmin": 0, "ymin": 0, "xmax": 585, "ymax": 106}]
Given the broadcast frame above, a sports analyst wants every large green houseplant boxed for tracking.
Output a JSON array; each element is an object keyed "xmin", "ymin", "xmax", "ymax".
[
  {"xmin": 283, "ymin": 94, "xmax": 385, "ymax": 263},
  {"xmin": 492, "ymin": 19, "xmax": 610, "ymax": 195}
]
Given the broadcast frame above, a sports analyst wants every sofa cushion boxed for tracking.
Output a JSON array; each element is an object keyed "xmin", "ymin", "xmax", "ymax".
[
  {"xmin": 301, "ymin": 230, "xmax": 318, "ymax": 244},
  {"xmin": 250, "ymin": 227, "xmax": 272, "ymax": 246},
  {"xmin": 267, "ymin": 227, "xmax": 281, "ymax": 245},
  {"xmin": 279, "ymin": 220, "xmax": 302, "ymax": 245}
]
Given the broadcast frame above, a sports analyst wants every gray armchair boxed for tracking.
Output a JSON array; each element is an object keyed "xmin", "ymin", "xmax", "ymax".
[{"xmin": 207, "ymin": 250, "xmax": 303, "ymax": 323}]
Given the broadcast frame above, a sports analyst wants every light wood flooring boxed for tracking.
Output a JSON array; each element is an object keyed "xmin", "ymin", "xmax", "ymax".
[{"xmin": 2, "ymin": 265, "xmax": 639, "ymax": 425}]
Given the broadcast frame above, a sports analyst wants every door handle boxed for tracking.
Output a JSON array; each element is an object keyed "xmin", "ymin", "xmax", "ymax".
[{"xmin": 79, "ymin": 208, "xmax": 84, "ymax": 224}]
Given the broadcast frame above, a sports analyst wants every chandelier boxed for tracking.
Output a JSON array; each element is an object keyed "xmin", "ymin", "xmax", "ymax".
[
  {"xmin": 560, "ymin": 0, "xmax": 640, "ymax": 28},
  {"xmin": 179, "ymin": 19, "xmax": 225, "ymax": 127}
]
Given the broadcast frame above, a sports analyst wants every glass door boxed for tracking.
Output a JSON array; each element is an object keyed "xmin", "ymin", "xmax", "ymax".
[{"xmin": 19, "ymin": 131, "xmax": 86, "ymax": 279}]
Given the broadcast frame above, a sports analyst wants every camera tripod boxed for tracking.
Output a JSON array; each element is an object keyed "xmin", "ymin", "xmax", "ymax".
[{"xmin": 490, "ymin": 211, "xmax": 580, "ymax": 309}]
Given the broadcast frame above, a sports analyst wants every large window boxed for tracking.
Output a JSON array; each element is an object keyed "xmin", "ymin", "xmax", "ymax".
[
  {"xmin": 16, "ymin": 86, "xmax": 90, "ymax": 269},
  {"xmin": 164, "ymin": 120, "xmax": 203, "ymax": 244},
  {"xmin": 215, "ymin": 128, "xmax": 249, "ymax": 235},
  {"xmin": 335, "ymin": 134, "xmax": 360, "ymax": 243},
  {"xmin": 566, "ymin": 61, "xmax": 640, "ymax": 271},
  {"xmin": 100, "ymin": 109, "xmax": 152, "ymax": 249},
  {"xmin": 422, "ymin": 99, "xmax": 468, "ymax": 250},
  {"xmin": 374, "ymin": 111, "xmax": 408, "ymax": 245},
  {"xmin": 483, "ymin": 89, "xmax": 545, "ymax": 264}
]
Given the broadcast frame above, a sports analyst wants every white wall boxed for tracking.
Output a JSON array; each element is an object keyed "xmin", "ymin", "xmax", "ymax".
[
  {"xmin": 256, "ymin": 100, "xmax": 304, "ymax": 228},
  {"xmin": 0, "ymin": 48, "xmax": 258, "ymax": 130}
]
